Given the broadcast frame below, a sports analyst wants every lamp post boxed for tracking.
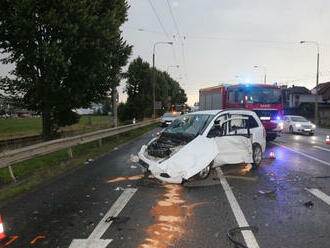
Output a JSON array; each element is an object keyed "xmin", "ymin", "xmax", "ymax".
[
  {"xmin": 254, "ymin": 65, "xmax": 267, "ymax": 84},
  {"xmin": 152, "ymin": 41, "xmax": 173, "ymax": 118},
  {"xmin": 300, "ymin": 40, "xmax": 320, "ymax": 125}
]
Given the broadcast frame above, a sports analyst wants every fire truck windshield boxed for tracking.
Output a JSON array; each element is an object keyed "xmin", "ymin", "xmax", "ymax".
[{"xmin": 246, "ymin": 87, "xmax": 281, "ymax": 104}]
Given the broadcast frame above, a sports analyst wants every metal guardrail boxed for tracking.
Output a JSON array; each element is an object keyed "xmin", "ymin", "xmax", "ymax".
[{"xmin": 0, "ymin": 120, "xmax": 157, "ymax": 182}]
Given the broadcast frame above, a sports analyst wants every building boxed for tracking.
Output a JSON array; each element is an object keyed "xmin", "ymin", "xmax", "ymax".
[{"xmin": 282, "ymin": 85, "xmax": 323, "ymax": 109}]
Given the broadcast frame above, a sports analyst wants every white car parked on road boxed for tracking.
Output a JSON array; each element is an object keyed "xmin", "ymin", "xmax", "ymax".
[
  {"xmin": 283, "ymin": 115, "xmax": 316, "ymax": 135},
  {"xmin": 138, "ymin": 109, "xmax": 266, "ymax": 184}
]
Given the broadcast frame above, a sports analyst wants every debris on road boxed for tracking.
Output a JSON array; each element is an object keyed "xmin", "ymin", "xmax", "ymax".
[
  {"xmin": 105, "ymin": 216, "xmax": 130, "ymax": 224},
  {"xmin": 312, "ymin": 176, "xmax": 330, "ymax": 179},
  {"xmin": 114, "ymin": 187, "xmax": 125, "ymax": 191},
  {"xmin": 113, "ymin": 147, "xmax": 119, "ymax": 151},
  {"xmin": 257, "ymin": 189, "xmax": 277, "ymax": 199},
  {"xmin": 88, "ymin": 158, "xmax": 94, "ymax": 163},
  {"xmin": 227, "ymin": 226, "xmax": 258, "ymax": 248},
  {"xmin": 304, "ymin": 201, "xmax": 314, "ymax": 208},
  {"xmin": 129, "ymin": 154, "xmax": 139, "ymax": 163}
]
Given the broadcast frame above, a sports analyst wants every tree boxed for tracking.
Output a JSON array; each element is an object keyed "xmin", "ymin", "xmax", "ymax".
[
  {"xmin": 0, "ymin": 0, "xmax": 131, "ymax": 139},
  {"xmin": 119, "ymin": 57, "xmax": 187, "ymax": 121}
]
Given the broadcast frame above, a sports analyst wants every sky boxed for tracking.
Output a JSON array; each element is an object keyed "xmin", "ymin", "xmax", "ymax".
[
  {"xmin": 1, "ymin": 0, "xmax": 330, "ymax": 106},
  {"xmin": 119, "ymin": 0, "xmax": 330, "ymax": 105}
]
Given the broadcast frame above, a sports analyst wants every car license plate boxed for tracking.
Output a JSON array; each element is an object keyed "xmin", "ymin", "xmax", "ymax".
[{"xmin": 304, "ymin": 129, "xmax": 311, "ymax": 131}]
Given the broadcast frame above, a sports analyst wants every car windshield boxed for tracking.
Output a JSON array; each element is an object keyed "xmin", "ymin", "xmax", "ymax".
[
  {"xmin": 163, "ymin": 112, "xmax": 180, "ymax": 117},
  {"xmin": 247, "ymin": 87, "xmax": 281, "ymax": 104},
  {"xmin": 291, "ymin": 116, "xmax": 308, "ymax": 122},
  {"xmin": 163, "ymin": 114, "xmax": 214, "ymax": 138}
]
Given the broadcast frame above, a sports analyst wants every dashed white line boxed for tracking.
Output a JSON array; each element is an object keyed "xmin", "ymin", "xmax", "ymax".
[
  {"xmin": 69, "ymin": 188, "xmax": 137, "ymax": 248},
  {"xmin": 216, "ymin": 167, "xmax": 260, "ymax": 248},
  {"xmin": 305, "ymin": 188, "xmax": 330, "ymax": 206},
  {"xmin": 314, "ymin": 146, "xmax": 330, "ymax": 152},
  {"xmin": 272, "ymin": 142, "xmax": 330, "ymax": 167}
]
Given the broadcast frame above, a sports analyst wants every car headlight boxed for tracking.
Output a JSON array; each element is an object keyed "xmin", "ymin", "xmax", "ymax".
[
  {"xmin": 312, "ymin": 124, "xmax": 316, "ymax": 129},
  {"xmin": 278, "ymin": 122, "xmax": 284, "ymax": 130},
  {"xmin": 295, "ymin": 123, "xmax": 301, "ymax": 128}
]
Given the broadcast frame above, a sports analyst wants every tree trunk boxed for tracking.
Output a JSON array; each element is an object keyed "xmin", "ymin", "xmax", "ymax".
[
  {"xmin": 112, "ymin": 87, "xmax": 118, "ymax": 127},
  {"xmin": 42, "ymin": 111, "xmax": 53, "ymax": 140}
]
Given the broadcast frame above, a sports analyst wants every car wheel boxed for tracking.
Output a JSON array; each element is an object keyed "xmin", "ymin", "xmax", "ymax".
[
  {"xmin": 309, "ymin": 132, "xmax": 314, "ymax": 136},
  {"xmin": 252, "ymin": 144, "xmax": 263, "ymax": 169},
  {"xmin": 289, "ymin": 126, "xmax": 293, "ymax": 134},
  {"xmin": 198, "ymin": 165, "xmax": 211, "ymax": 179}
]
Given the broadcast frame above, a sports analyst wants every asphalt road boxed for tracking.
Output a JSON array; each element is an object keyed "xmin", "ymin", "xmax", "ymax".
[{"xmin": 1, "ymin": 128, "xmax": 330, "ymax": 248}]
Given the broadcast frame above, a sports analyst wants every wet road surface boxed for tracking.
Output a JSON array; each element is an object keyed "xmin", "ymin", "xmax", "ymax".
[{"xmin": 0, "ymin": 128, "xmax": 330, "ymax": 248}]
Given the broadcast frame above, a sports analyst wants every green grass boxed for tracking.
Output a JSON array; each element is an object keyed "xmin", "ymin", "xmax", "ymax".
[
  {"xmin": 0, "ymin": 123, "xmax": 158, "ymax": 200},
  {"xmin": 0, "ymin": 115, "xmax": 111, "ymax": 140}
]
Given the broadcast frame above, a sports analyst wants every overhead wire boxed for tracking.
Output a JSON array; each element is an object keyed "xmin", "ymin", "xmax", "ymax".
[
  {"xmin": 166, "ymin": 0, "xmax": 188, "ymax": 89},
  {"xmin": 146, "ymin": 0, "xmax": 178, "ymax": 74}
]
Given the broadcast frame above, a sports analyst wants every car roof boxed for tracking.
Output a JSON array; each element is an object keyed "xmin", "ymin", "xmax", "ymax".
[
  {"xmin": 187, "ymin": 110, "xmax": 222, "ymax": 115},
  {"xmin": 187, "ymin": 109, "xmax": 256, "ymax": 116}
]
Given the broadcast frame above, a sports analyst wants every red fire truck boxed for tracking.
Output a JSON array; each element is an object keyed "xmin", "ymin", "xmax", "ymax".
[{"xmin": 199, "ymin": 83, "xmax": 283, "ymax": 141}]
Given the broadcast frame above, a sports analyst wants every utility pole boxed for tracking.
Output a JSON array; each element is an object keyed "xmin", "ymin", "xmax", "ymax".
[
  {"xmin": 152, "ymin": 41, "xmax": 173, "ymax": 119},
  {"xmin": 300, "ymin": 41, "xmax": 320, "ymax": 125}
]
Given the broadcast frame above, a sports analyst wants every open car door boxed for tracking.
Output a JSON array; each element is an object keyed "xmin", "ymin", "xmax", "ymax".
[{"xmin": 213, "ymin": 114, "xmax": 253, "ymax": 166}]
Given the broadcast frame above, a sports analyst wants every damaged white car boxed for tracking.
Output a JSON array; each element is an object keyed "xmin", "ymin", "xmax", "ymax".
[{"xmin": 138, "ymin": 109, "xmax": 266, "ymax": 184}]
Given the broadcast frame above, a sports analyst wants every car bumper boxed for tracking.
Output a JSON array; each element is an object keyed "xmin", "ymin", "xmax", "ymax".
[
  {"xmin": 293, "ymin": 127, "xmax": 315, "ymax": 133},
  {"xmin": 138, "ymin": 145, "xmax": 183, "ymax": 184}
]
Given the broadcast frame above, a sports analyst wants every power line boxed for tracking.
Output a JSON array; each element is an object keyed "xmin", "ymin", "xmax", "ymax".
[
  {"xmin": 147, "ymin": 0, "xmax": 169, "ymax": 38},
  {"xmin": 166, "ymin": 0, "xmax": 188, "ymax": 89}
]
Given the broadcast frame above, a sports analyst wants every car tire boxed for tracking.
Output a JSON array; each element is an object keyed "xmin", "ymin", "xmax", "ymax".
[
  {"xmin": 198, "ymin": 161, "xmax": 213, "ymax": 179},
  {"xmin": 309, "ymin": 132, "xmax": 314, "ymax": 136},
  {"xmin": 252, "ymin": 143, "xmax": 263, "ymax": 169},
  {"xmin": 289, "ymin": 126, "xmax": 294, "ymax": 134}
]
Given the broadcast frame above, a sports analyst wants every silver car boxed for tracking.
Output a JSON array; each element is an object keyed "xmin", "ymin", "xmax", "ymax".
[
  {"xmin": 283, "ymin": 115, "xmax": 316, "ymax": 135},
  {"xmin": 160, "ymin": 112, "xmax": 181, "ymax": 127}
]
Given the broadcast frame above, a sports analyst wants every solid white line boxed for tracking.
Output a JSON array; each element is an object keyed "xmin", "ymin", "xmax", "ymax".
[
  {"xmin": 305, "ymin": 188, "xmax": 330, "ymax": 206},
  {"xmin": 272, "ymin": 142, "xmax": 330, "ymax": 167},
  {"xmin": 216, "ymin": 168, "xmax": 260, "ymax": 248},
  {"xmin": 314, "ymin": 146, "xmax": 330, "ymax": 152},
  {"xmin": 89, "ymin": 188, "xmax": 137, "ymax": 239}
]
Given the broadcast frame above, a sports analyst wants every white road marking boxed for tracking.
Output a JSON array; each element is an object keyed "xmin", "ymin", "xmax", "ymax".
[
  {"xmin": 216, "ymin": 168, "xmax": 260, "ymax": 248},
  {"xmin": 69, "ymin": 188, "xmax": 137, "ymax": 248},
  {"xmin": 314, "ymin": 146, "xmax": 330, "ymax": 152},
  {"xmin": 272, "ymin": 142, "xmax": 330, "ymax": 167},
  {"xmin": 305, "ymin": 188, "xmax": 330, "ymax": 206}
]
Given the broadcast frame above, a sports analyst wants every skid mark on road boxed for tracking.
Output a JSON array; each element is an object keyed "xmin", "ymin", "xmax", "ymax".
[{"xmin": 216, "ymin": 168, "xmax": 260, "ymax": 248}]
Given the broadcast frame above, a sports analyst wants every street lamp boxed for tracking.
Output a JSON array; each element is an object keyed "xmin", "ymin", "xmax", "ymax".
[
  {"xmin": 152, "ymin": 41, "xmax": 173, "ymax": 118},
  {"xmin": 254, "ymin": 65, "xmax": 267, "ymax": 84},
  {"xmin": 300, "ymin": 40, "xmax": 320, "ymax": 125}
]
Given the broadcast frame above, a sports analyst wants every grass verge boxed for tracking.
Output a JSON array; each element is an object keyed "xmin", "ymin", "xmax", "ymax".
[{"xmin": 0, "ymin": 123, "xmax": 158, "ymax": 201}]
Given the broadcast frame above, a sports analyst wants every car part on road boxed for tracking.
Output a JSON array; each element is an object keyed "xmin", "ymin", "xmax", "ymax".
[
  {"xmin": 227, "ymin": 226, "xmax": 259, "ymax": 248},
  {"xmin": 105, "ymin": 216, "xmax": 130, "ymax": 224},
  {"xmin": 303, "ymin": 201, "xmax": 314, "ymax": 208},
  {"xmin": 257, "ymin": 189, "xmax": 277, "ymax": 198},
  {"xmin": 252, "ymin": 144, "xmax": 263, "ymax": 168}
]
